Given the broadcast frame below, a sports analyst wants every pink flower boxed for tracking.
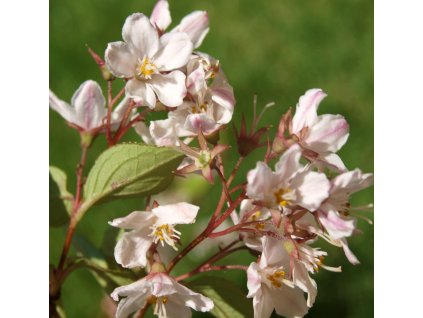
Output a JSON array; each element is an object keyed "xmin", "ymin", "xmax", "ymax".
[{"xmin": 111, "ymin": 272, "xmax": 213, "ymax": 318}]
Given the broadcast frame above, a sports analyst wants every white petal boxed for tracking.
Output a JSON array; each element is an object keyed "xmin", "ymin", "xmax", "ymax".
[
  {"xmin": 153, "ymin": 202, "xmax": 199, "ymax": 225},
  {"xmin": 332, "ymin": 168, "xmax": 374, "ymax": 195},
  {"xmin": 114, "ymin": 229, "xmax": 153, "ymax": 268},
  {"xmin": 173, "ymin": 11, "xmax": 209, "ymax": 48},
  {"xmin": 304, "ymin": 114, "xmax": 349, "ymax": 153},
  {"xmin": 247, "ymin": 262, "xmax": 263, "ymax": 298},
  {"xmin": 149, "ymin": 71, "xmax": 186, "ymax": 107},
  {"xmin": 122, "ymin": 13, "xmax": 159, "ymax": 57},
  {"xmin": 149, "ymin": 273, "xmax": 177, "ymax": 296},
  {"xmin": 149, "ymin": 118, "xmax": 179, "ymax": 146},
  {"xmin": 290, "ymin": 170, "xmax": 330, "ymax": 212},
  {"xmin": 319, "ymin": 153, "xmax": 347, "ymax": 172},
  {"xmin": 186, "ymin": 64, "xmax": 207, "ymax": 96},
  {"xmin": 134, "ymin": 121, "xmax": 154, "ymax": 144},
  {"xmin": 172, "ymin": 280, "xmax": 214, "ymax": 312},
  {"xmin": 246, "ymin": 162, "xmax": 274, "ymax": 202},
  {"xmin": 291, "ymin": 88, "xmax": 326, "ymax": 134},
  {"xmin": 261, "ymin": 236, "xmax": 290, "ymax": 269},
  {"xmin": 49, "ymin": 90, "xmax": 76, "ymax": 124},
  {"xmin": 125, "ymin": 79, "xmax": 157, "ymax": 108},
  {"xmin": 105, "ymin": 41, "xmax": 136, "ymax": 78},
  {"xmin": 340, "ymin": 238, "xmax": 360, "ymax": 265},
  {"xmin": 109, "ymin": 211, "xmax": 155, "ymax": 230},
  {"xmin": 112, "ymin": 280, "xmax": 149, "ymax": 318},
  {"xmin": 160, "ymin": 298, "xmax": 192, "ymax": 318},
  {"xmin": 153, "ymin": 32, "xmax": 193, "ymax": 71},
  {"xmin": 150, "ymin": 0, "xmax": 171, "ymax": 31},
  {"xmin": 253, "ymin": 287, "xmax": 274, "ymax": 318},
  {"xmin": 211, "ymin": 86, "xmax": 235, "ymax": 125},
  {"xmin": 274, "ymin": 144, "xmax": 302, "ymax": 183},
  {"xmin": 271, "ymin": 284, "xmax": 309, "ymax": 318},
  {"xmin": 292, "ymin": 262, "xmax": 317, "ymax": 307},
  {"xmin": 318, "ymin": 204, "xmax": 356, "ymax": 240},
  {"xmin": 185, "ymin": 113, "xmax": 219, "ymax": 135},
  {"xmin": 71, "ymin": 80, "xmax": 106, "ymax": 130}
]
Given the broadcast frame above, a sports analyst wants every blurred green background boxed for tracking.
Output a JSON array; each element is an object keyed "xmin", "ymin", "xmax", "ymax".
[{"xmin": 49, "ymin": 0, "xmax": 373, "ymax": 317}]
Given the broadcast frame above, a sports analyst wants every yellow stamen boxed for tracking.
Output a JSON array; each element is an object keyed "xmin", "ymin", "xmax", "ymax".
[
  {"xmin": 274, "ymin": 188, "xmax": 291, "ymax": 207},
  {"xmin": 266, "ymin": 270, "xmax": 286, "ymax": 288},
  {"xmin": 136, "ymin": 57, "xmax": 157, "ymax": 80}
]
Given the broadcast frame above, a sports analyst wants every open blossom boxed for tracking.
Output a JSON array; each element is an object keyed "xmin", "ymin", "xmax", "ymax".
[
  {"xmin": 290, "ymin": 88, "xmax": 350, "ymax": 171},
  {"xmin": 247, "ymin": 236, "xmax": 309, "ymax": 318},
  {"xmin": 111, "ymin": 272, "xmax": 213, "ymax": 318},
  {"xmin": 247, "ymin": 144, "xmax": 330, "ymax": 212},
  {"xmin": 105, "ymin": 13, "xmax": 193, "ymax": 108},
  {"xmin": 109, "ymin": 203, "xmax": 199, "ymax": 268},
  {"xmin": 49, "ymin": 80, "xmax": 131, "ymax": 133},
  {"xmin": 150, "ymin": 0, "xmax": 209, "ymax": 48}
]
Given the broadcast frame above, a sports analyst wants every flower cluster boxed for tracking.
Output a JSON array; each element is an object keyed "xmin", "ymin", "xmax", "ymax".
[{"xmin": 49, "ymin": 1, "xmax": 373, "ymax": 318}]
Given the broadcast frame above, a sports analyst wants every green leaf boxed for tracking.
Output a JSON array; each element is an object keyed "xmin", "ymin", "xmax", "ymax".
[
  {"xmin": 187, "ymin": 276, "xmax": 253, "ymax": 318},
  {"xmin": 49, "ymin": 166, "xmax": 73, "ymax": 227},
  {"xmin": 83, "ymin": 144, "xmax": 184, "ymax": 208}
]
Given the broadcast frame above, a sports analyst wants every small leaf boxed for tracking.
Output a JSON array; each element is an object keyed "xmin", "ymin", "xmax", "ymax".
[
  {"xmin": 49, "ymin": 166, "xmax": 73, "ymax": 227},
  {"xmin": 83, "ymin": 144, "xmax": 184, "ymax": 207},
  {"xmin": 187, "ymin": 276, "xmax": 253, "ymax": 318}
]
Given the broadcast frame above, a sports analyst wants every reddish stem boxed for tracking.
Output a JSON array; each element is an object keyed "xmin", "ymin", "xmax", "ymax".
[
  {"xmin": 137, "ymin": 303, "xmax": 150, "ymax": 318},
  {"xmin": 176, "ymin": 265, "xmax": 247, "ymax": 281},
  {"xmin": 227, "ymin": 157, "xmax": 244, "ymax": 186}
]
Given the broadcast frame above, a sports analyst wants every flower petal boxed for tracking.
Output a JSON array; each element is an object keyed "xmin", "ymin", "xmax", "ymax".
[
  {"xmin": 318, "ymin": 204, "xmax": 356, "ymax": 240},
  {"xmin": 112, "ymin": 280, "xmax": 149, "ymax": 318},
  {"xmin": 332, "ymin": 168, "xmax": 374, "ymax": 195},
  {"xmin": 153, "ymin": 32, "xmax": 193, "ymax": 71},
  {"xmin": 253, "ymin": 287, "xmax": 274, "ymax": 318},
  {"xmin": 304, "ymin": 114, "xmax": 349, "ymax": 153},
  {"xmin": 109, "ymin": 211, "xmax": 155, "ymax": 230},
  {"xmin": 292, "ymin": 262, "xmax": 317, "ymax": 307},
  {"xmin": 125, "ymin": 79, "xmax": 157, "ymax": 108},
  {"xmin": 122, "ymin": 13, "xmax": 159, "ymax": 57},
  {"xmin": 261, "ymin": 236, "xmax": 290, "ymax": 269},
  {"xmin": 319, "ymin": 153, "xmax": 347, "ymax": 172},
  {"xmin": 149, "ymin": 71, "xmax": 186, "ymax": 107},
  {"xmin": 149, "ymin": 118, "xmax": 179, "ymax": 146},
  {"xmin": 172, "ymin": 11, "xmax": 209, "ymax": 48},
  {"xmin": 185, "ymin": 113, "xmax": 219, "ymax": 135},
  {"xmin": 105, "ymin": 41, "xmax": 136, "ymax": 78},
  {"xmin": 152, "ymin": 202, "xmax": 199, "ymax": 225},
  {"xmin": 247, "ymin": 262, "xmax": 262, "ymax": 298},
  {"xmin": 246, "ymin": 162, "xmax": 274, "ymax": 202},
  {"xmin": 49, "ymin": 90, "xmax": 76, "ymax": 124},
  {"xmin": 172, "ymin": 279, "xmax": 214, "ymax": 312},
  {"xmin": 114, "ymin": 228, "xmax": 153, "ymax": 268},
  {"xmin": 71, "ymin": 80, "xmax": 106, "ymax": 131},
  {"xmin": 186, "ymin": 64, "xmax": 207, "ymax": 96},
  {"xmin": 134, "ymin": 121, "xmax": 154, "ymax": 144},
  {"xmin": 274, "ymin": 144, "xmax": 302, "ymax": 183},
  {"xmin": 272, "ymin": 284, "xmax": 309, "ymax": 318},
  {"xmin": 290, "ymin": 170, "xmax": 330, "ymax": 212},
  {"xmin": 291, "ymin": 88, "xmax": 326, "ymax": 134},
  {"xmin": 340, "ymin": 238, "xmax": 360, "ymax": 265},
  {"xmin": 150, "ymin": 0, "xmax": 172, "ymax": 31}
]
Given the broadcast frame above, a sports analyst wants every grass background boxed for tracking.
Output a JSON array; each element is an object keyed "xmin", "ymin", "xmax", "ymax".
[{"xmin": 49, "ymin": 0, "xmax": 373, "ymax": 317}]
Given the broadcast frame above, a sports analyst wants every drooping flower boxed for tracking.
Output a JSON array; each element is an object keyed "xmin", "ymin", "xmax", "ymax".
[
  {"xmin": 247, "ymin": 144, "xmax": 330, "ymax": 212},
  {"xmin": 111, "ymin": 272, "xmax": 213, "ymax": 318},
  {"xmin": 247, "ymin": 236, "xmax": 309, "ymax": 318},
  {"xmin": 290, "ymin": 88, "xmax": 350, "ymax": 171},
  {"xmin": 49, "ymin": 80, "xmax": 131, "ymax": 133},
  {"xmin": 109, "ymin": 203, "xmax": 199, "ymax": 268},
  {"xmin": 150, "ymin": 0, "xmax": 209, "ymax": 48},
  {"xmin": 105, "ymin": 13, "xmax": 193, "ymax": 108}
]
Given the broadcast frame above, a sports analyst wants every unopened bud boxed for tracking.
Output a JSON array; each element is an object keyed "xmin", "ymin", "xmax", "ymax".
[{"xmin": 87, "ymin": 45, "xmax": 115, "ymax": 81}]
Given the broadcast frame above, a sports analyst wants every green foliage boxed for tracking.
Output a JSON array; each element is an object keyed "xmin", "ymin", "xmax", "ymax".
[
  {"xmin": 49, "ymin": 166, "xmax": 73, "ymax": 227},
  {"xmin": 83, "ymin": 143, "xmax": 184, "ymax": 208},
  {"xmin": 187, "ymin": 276, "xmax": 253, "ymax": 318}
]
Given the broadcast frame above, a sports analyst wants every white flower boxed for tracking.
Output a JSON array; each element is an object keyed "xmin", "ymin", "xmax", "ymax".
[
  {"xmin": 247, "ymin": 144, "xmax": 330, "ymax": 212},
  {"xmin": 290, "ymin": 88, "xmax": 350, "ymax": 171},
  {"xmin": 168, "ymin": 54, "xmax": 235, "ymax": 136},
  {"xmin": 109, "ymin": 203, "xmax": 199, "ymax": 268},
  {"xmin": 150, "ymin": 0, "xmax": 209, "ymax": 48},
  {"xmin": 247, "ymin": 237, "xmax": 309, "ymax": 318},
  {"xmin": 49, "ymin": 80, "xmax": 131, "ymax": 132},
  {"xmin": 105, "ymin": 13, "xmax": 194, "ymax": 108},
  {"xmin": 111, "ymin": 272, "xmax": 214, "ymax": 318}
]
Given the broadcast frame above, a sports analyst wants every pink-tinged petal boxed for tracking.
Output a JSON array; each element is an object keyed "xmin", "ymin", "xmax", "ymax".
[
  {"xmin": 149, "ymin": 71, "xmax": 186, "ymax": 107},
  {"xmin": 304, "ymin": 114, "xmax": 349, "ymax": 153},
  {"xmin": 246, "ymin": 262, "xmax": 261, "ymax": 298},
  {"xmin": 172, "ymin": 279, "xmax": 214, "ymax": 312},
  {"xmin": 211, "ymin": 86, "xmax": 235, "ymax": 124},
  {"xmin": 291, "ymin": 170, "xmax": 330, "ymax": 212},
  {"xmin": 109, "ymin": 211, "xmax": 155, "ymax": 230},
  {"xmin": 340, "ymin": 238, "xmax": 360, "ymax": 265},
  {"xmin": 261, "ymin": 237, "xmax": 290, "ymax": 269},
  {"xmin": 153, "ymin": 32, "xmax": 193, "ymax": 71},
  {"xmin": 332, "ymin": 168, "xmax": 373, "ymax": 195},
  {"xmin": 111, "ymin": 279, "xmax": 149, "ymax": 318},
  {"xmin": 291, "ymin": 88, "xmax": 326, "ymax": 134},
  {"xmin": 274, "ymin": 144, "xmax": 302, "ymax": 183},
  {"xmin": 125, "ymin": 79, "xmax": 157, "ymax": 108},
  {"xmin": 247, "ymin": 162, "xmax": 274, "ymax": 202},
  {"xmin": 210, "ymin": 144, "xmax": 230, "ymax": 158},
  {"xmin": 271, "ymin": 284, "xmax": 309, "ymax": 318},
  {"xmin": 292, "ymin": 262, "xmax": 317, "ymax": 307},
  {"xmin": 201, "ymin": 165, "xmax": 214, "ymax": 183},
  {"xmin": 105, "ymin": 41, "xmax": 136, "ymax": 78},
  {"xmin": 114, "ymin": 229, "xmax": 153, "ymax": 268},
  {"xmin": 152, "ymin": 202, "xmax": 199, "ymax": 225},
  {"xmin": 186, "ymin": 64, "xmax": 207, "ymax": 96},
  {"xmin": 49, "ymin": 90, "xmax": 76, "ymax": 124},
  {"xmin": 149, "ymin": 118, "xmax": 179, "ymax": 146},
  {"xmin": 173, "ymin": 11, "xmax": 209, "ymax": 48},
  {"xmin": 253, "ymin": 287, "xmax": 274, "ymax": 318},
  {"xmin": 319, "ymin": 153, "xmax": 347, "ymax": 172},
  {"xmin": 160, "ymin": 298, "xmax": 192, "ymax": 318},
  {"xmin": 122, "ymin": 13, "xmax": 159, "ymax": 57},
  {"xmin": 71, "ymin": 80, "xmax": 106, "ymax": 130},
  {"xmin": 134, "ymin": 122, "xmax": 154, "ymax": 144},
  {"xmin": 318, "ymin": 204, "xmax": 356, "ymax": 240},
  {"xmin": 150, "ymin": 0, "xmax": 171, "ymax": 31},
  {"xmin": 185, "ymin": 113, "xmax": 218, "ymax": 135},
  {"xmin": 148, "ymin": 273, "xmax": 177, "ymax": 296}
]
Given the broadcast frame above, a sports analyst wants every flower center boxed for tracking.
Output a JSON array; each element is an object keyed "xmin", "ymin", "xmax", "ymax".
[
  {"xmin": 150, "ymin": 296, "xmax": 169, "ymax": 316},
  {"xmin": 136, "ymin": 56, "xmax": 158, "ymax": 80},
  {"xmin": 265, "ymin": 269, "xmax": 286, "ymax": 289},
  {"xmin": 150, "ymin": 224, "xmax": 181, "ymax": 250},
  {"xmin": 313, "ymin": 256, "xmax": 325, "ymax": 273},
  {"xmin": 274, "ymin": 188, "xmax": 292, "ymax": 207},
  {"xmin": 195, "ymin": 150, "xmax": 212, "ymax": 169},
  {"xmin": 190, "ymin": 102, "xmax": 209, "ymax": 114},
  {"xmin": 250, "ymin": 211, "xmax": 265, "ymax": 230}
]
